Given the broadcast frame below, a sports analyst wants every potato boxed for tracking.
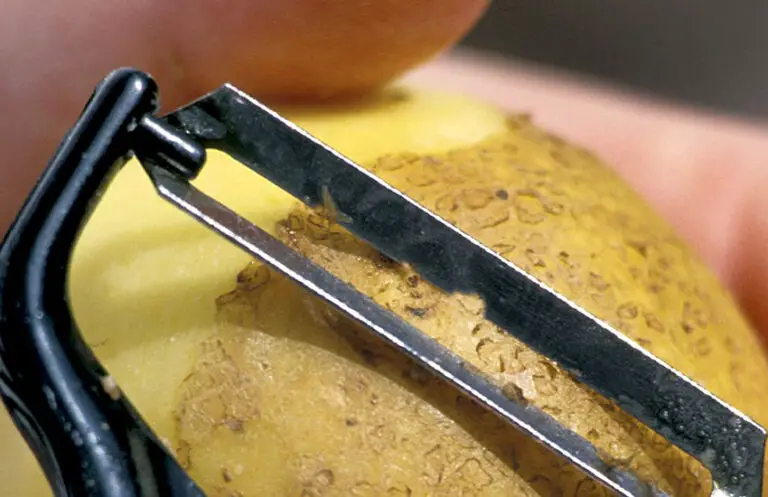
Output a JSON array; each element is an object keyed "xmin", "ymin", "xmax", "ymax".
[
  {"xmin": 1, "ymin": 86, "xmax": 766, "ymax": 496},
  {"xmin": 0, "ymin": 88, "xmax": 505, "ymax": 495}
]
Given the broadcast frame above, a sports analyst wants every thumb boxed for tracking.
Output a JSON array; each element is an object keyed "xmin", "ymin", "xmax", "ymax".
[{"xmin": 0, "ymin": 0, "xmax": 487, "ymax": 233}]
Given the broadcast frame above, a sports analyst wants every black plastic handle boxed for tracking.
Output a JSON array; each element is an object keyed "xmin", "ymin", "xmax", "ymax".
[{"xmin": 0, "ymin": 69, "xmax": 204, "ymax": 496}]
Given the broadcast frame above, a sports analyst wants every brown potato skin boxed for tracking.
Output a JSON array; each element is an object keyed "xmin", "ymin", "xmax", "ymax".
[{"xmin": 173, "ymin": 118, "xmax": 768, "ymax": 496}]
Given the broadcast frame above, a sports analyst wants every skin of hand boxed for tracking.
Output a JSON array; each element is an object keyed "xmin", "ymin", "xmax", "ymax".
[
  {"xmin": 2, "ymin": 2, "xmax": 768, "ymax": 343},
  {"xmin": 0, "ymin": 0, "xmax": 486, "ymax": 233}
]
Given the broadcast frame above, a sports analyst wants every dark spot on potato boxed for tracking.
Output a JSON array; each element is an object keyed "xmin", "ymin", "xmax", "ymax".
[
  {"xmin": 222, "ymin": 468, "xmax": 232, "ymax": 483},
  {"xmin": 224, "ymin": 418, "xmax": 244, "ymax": 433},
  {"xmin": 405, "ymin": 306, "xmax": 429, "ymax": 318}
]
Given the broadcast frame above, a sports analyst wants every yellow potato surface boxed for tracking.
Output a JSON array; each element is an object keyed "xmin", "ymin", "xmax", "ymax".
[
  {"xmin": 0, "ymin": 88, "xmax": 507, "ymax": 496},
  {"xmin": 1, "ymin": 87, "xmax": 766, "ymax": 496},
  {"xmin": 174, "ymin": 120, "xmax": 768, "ymax": 496}
]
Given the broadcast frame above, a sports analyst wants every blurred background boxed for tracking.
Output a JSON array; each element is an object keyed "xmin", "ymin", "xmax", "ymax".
[{"xmin": 458, "ymin": 1, "xmax": 768, "ymax": 122}]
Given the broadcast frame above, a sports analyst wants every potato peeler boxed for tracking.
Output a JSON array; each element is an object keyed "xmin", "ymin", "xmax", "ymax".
[{"xmin": 0, "ymin": 68, "xmax": 764, "ymax": 497}]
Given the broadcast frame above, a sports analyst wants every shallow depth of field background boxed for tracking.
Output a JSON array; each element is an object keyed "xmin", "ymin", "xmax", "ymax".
[{"xmin": 459, "ymin": 1, "xmax": 768, "ymax": 121}]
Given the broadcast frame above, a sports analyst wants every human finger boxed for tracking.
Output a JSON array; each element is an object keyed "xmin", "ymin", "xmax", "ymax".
[{"xmin": 0, "ymin": 0, "xmax": 488, "ymax": 232}]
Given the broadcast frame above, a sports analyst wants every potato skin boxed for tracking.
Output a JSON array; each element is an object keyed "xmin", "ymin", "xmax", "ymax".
[{"xmin": 173, "ymin": 117, "xmax": 768, "ymax": 496}]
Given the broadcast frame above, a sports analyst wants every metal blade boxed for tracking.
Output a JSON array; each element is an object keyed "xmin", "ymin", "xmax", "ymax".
[
  {"xmin": 146, "ymin": 164, "xmax": 663, "ymax": 497},
  {"xmin": 156, "ymin": 84, "xmax": 765, "ymax": 497}
]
